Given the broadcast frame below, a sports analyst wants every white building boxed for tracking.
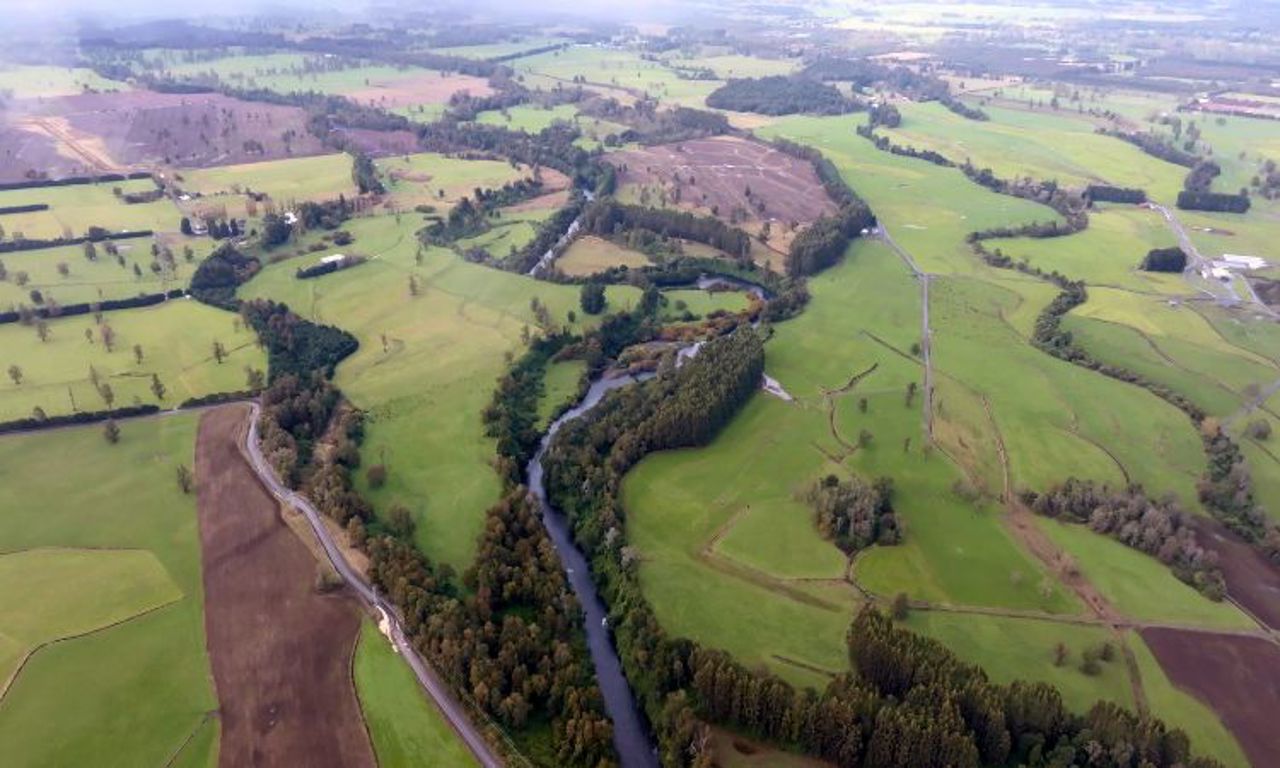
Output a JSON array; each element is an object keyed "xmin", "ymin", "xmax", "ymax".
[{"xmin": 1220, "ymin": 254, "xmax": 1268, "ymax": 271}]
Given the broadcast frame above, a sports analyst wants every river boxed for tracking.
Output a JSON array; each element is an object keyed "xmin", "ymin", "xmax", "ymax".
[{"xmin": 525, "ymin": 371, "xmax": 660, "ymax": 768}]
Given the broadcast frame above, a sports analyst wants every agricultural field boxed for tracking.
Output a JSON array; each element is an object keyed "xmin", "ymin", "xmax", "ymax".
[
  {"xmin": 175, "ymin": 153, "xmax": 355, "ymax": 215},
  {"xmin": 471, "ymin": 103, "xmax": 631, "ymax": 145},
  {"xmin": 554, "ymin": 235, "xmax": 650, "ymax": 276},
  {"xmin": 513, "ymin": 47, "xmax": 721, "ymax": 108},
  {"xmin": 0, "ymin": 178, "xmax": 179, "ymax": 240},
  {"xmin": 663, "ymin": 53, "xmax": 800, "ymax": 79},
  {"xmin": 354, "ymin": 621, "xmax": 478, "ymax": 768},
  {"xmin": 0, "ymin": 65, "xmax": 129, "ymax": 98},
  {"xmin": 0, "ymin": 413, "xmax": 218, "ymax": 767},
  {"xmin": 880, "ymin": 102, "xmax": 1188, "ymax": 202},
  {"xmin": 376, "ymin": 152, "xmax": 556, "ymax": 211},
  {"xmin": 433, "ymin": 37, "xmax": 571, "ymax": 60},
  {"xmin": 0, "ymin": 298, "xmax": 264, "ymax": 420},
  {"xmin": 0, "ymin": 236, "xmax": 208, "ymax": 308}
]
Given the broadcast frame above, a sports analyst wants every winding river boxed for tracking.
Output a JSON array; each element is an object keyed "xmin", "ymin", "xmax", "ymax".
[{"xmin": 526, "ymin": 373, "xmax": 660, "ymax": 768}]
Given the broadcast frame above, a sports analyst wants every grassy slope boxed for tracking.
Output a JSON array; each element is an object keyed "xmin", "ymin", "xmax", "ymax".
[
  {"xmin": 0, "ymin": 237, "xmax": 210, "ymax": 307},
  {"xmin": 353, "ymin": 620, "xmax": 478, "ymax": 768},
  {"xmin": 178, "ymin": 154, "xmax": 355, "ymax": 203},
  {"xmin": 538, "ymin": 358, "xmax": 585, "ymax": 430},
  {"xmin": 555, "ymin": 236, "xmax": 650, "ymax": 276},
  {"xmin": 0, "ymin": 413, "xmax": 218, "ymax": 767},
  {"xmin": 0, "ymin": 179, "xmax": 178, "ymax": 239},
  {"xmin": 0, "ymin": 65, "xmax": 129, "ymax": 97},
  {"xmin": 0, "ymin": 299, "xmax": 265, "ymax": 420}
]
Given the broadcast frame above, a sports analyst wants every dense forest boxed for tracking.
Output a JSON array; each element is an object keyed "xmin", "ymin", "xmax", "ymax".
[
  {"xmin": 1141, "ymin": 247, "xmax": 1187, "ymax": 272},
  {"xmin": 705, "ymin": 76, "xmax": 857, "ymax": 116}
]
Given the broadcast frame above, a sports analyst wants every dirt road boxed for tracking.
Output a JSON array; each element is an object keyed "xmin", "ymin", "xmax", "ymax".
[{"xmin": 195, "ymin": 405, "xmax": 375, "ymax": 768}]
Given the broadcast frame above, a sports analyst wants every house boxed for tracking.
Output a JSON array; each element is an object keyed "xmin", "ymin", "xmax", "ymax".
[{"xmin": 320, "ymin": 253, "xmax": 346, "ymax": 265}]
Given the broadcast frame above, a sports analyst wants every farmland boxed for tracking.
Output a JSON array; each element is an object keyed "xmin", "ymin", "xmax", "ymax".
[
  {"xmin": 554, "ymin": 235, "xmax": 650, "ymax": 276},
  {"xmin": 0, "ymin": 413, "xmax": 217, "ymax": 767},
  {"xmin": 0, "ymin": 178, "xmax": 175, "ymax": 240},
  {"xmin": 0, "ymin": 299, "xmax": 264, "ymax": 421}
]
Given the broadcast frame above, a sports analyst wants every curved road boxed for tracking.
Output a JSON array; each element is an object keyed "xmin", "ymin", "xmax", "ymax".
[{"xmin": 242, "ymin": 404, "xmax": 504, "ymax": 768}]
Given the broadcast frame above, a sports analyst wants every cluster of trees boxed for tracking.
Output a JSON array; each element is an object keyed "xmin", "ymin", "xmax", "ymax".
[
  {"xmin": 189, "ymin": 242, "xmax": 260, "ymax": 308},
  {"xmin": 1024, "ymin": 479, "xmax": 1225, "ymax": 599},
  {"xmin": 1140, "ymin": 247, "xmax": 1188, "ymax": 273},
  {"xmin": 365, "ymin": 490, "xmax": 616, "ymax": 766},
  {"xmin": 960, "ymin": 163, "xmax": 1090, "ymax": 232},
  {"xmin": 1177, "ymin": 190, "xmax": 1251, "ymax": 213},
  {"xmin": 867, "ymin": 103, "xmax": 902, "ymax": 129},
  {"xmin": 800, "ymin": 58, "xmax": 986, "ymax": 121},
  {"xmin": 240, "ymin": 299, "xmax": 358, "ymax": 381},
  {"xmin": 0, "ymin": 228, "xmax": 151, "ymax": 255},
  {"xmin": 578, "ymin": 98, "xmax": 730, "ymax": 146},
  {"xmin": 1084, "ymin": 185, "xmax": 1147, "ymax": 205},
  {"xmin": 425, "ymin": 179, "xmax": 547, "ymax": 243},
  {"xmin": 705, "ymin": 76, "xmax": 857, "ymax": 116},
  {"xmin": 351, "ymin": 152, "xmax": 385, "ymax": 196},
  {"xmin": 496, "ymin": 196, "xmax": 585, "ymax": 273},
  {"xmin": 1183, "ymin": 160, "xmax": 1221, "ymax": 193},
  {"xmin": 579, "ymin": 200, "xmax": 753, "ymax": 260},
  {"xmin": 481, "ymin": 331, "xmax": 576, "ymax": 484},
  {"xmin": 295, "ymin": 254, "xmax": 366, "ymax": 280},
  {"xmin": 787, "ymin": 206, "xmax": 876, "ymax": 277},
  {"xmin": 806, "ymin": 474, "xmax": 901, "ymax": 554},
  {"xmin": 1199, "ymin": 425, "xmax": 1270, "ymax": 543},
  {"xmin": 1098, "ymin": 130, "xmax": 1198, "ymax": 168},
  {"xmin": 257, "ymin": 371, "xmax": 345, "ymax": 489},
  {"xmin": 417, "ymin": 120, "xmax": 607, "ymax": 192},
  {"xmin": 183, "ymin": 216, "xmax": 243, "ymax": 240}
]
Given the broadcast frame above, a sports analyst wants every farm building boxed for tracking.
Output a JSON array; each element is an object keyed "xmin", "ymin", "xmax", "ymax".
[{"xmin": 1220, "ymin": 254, "xmax": 1268, "ymax": 270}]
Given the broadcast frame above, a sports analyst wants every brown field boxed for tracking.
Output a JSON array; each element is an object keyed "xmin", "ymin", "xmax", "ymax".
[
  {"xmin": 1141, "ymin": 628, "xmax": 1280, "ymax": 767},
  {"xmin": 195, "ymin": 405, "xmax": 374, "ymax": 768},
  {"xmin": 0, "ymin": 91, "xmax": 328, "ymax": 181},
  {"xmin": 346, "ymin": 73, "xmax": 493, "ymax": 109},
  {"xmin": 335, "ymin": 127, "xmax": 421, "ymax": 157},
  {"xmin": 1188, "ymin": 518, "xmax": 1280, "ymax": 629},
  {"xmin": 609, "ymin": 136, "xmax": 837, "ymax": 254}
]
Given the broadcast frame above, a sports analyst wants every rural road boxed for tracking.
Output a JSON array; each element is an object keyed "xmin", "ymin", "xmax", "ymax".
[
  {"xmin": 242, "ymin": 404, "xmax": 504, "ymax": 768},
  {"xmin": 876, "ymin": 226, "xmax": 934, "ymax": 442},
  {"xmin": 1148, "ymin": 202, "xmax": 1243, "ymax": 304}
]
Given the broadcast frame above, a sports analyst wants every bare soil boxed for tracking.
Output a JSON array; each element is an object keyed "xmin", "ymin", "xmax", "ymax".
[
  {"xmin": 1141, "ymin": 627, "xmax": 1280, "ymax": 767},
  {"xmin": 345, "ymin": 73, "xmax": 493, "ymax": 109},
  {"xmin": 1187, "ymin": 517, "xmax": 1280, "ymax": 630},
  {"xmin": 1, "ymin": 91, "xmax": 328, "ymax": 180},
  {"xmin": 195, "ymin": 405, "xmax": 374, "ymax": 768},
  {"xmin": 608, "ymin": 136, "xmax": 838, "ymax": 252}
]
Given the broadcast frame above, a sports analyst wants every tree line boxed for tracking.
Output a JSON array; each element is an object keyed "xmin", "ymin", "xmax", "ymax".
[
  {"xmin": 579, "ymin": 200, "xmax": 753, "ymax": 259},
  {"xmin": 1023, "ymin": 478, "xmax": 1226, "ymax": 599}
]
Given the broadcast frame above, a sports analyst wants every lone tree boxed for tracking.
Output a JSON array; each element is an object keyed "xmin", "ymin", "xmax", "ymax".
[
  {"xmin": 151, "ymin": 374, "xmax": 166, "ymax": 400},
  {"xmin": 905, "ymin": 381, "xmax": 918, "ymax": 407},
  {"xmin": 100, "ymin": 322, "xmax": 116, "ymax": 352},
  {"xmin": 1053, "ymin": 642, "xmax": 1069, "ymax": 667},
  {"xmin": 408, "ymin": 274, "xmax": 420, "ymax": 297},
  {"xmin": 244, "ymin": 366, "xmax": 265, "ymax": 390},
  {"xmin": 7, "ymin": 364, "xmax": 22, "ymax": 386},
  {"xmin": 176, "ymin": 464, "xmax": 194, "ymax": 494},
  {"xmin": 98, "ymin": 383, "xmax": 115, "ymax": 408},
  {"xmin": 35, "ymin": 320, "xmax": 49, "ymax": 343},
  {"xmin": 103, "ymin": 419, "xmax": 120, "ymax": 444},
  {"xmin": 366, "ymin": 464, "xmax": 388, "ymax": 489},
  {"xmin": 133, "ymin": 344, "xmax": 144, "ymax": 365},
  {"xmin": 212, "ymin": 341, "xmax": 227, "ymax": 364},
  {"xmin": 891, "ymin": 591, "xmax": 910, "ymax": 621}
]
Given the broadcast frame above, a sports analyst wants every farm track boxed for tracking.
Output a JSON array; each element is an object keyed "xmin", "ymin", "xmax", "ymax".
[{"xmin": 875, "ymin": 227, "xmax": 934, "ymax": 442}]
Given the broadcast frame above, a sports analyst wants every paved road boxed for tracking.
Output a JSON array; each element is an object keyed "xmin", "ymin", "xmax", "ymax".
[{"xmin": 242, "ymin": 404, "xmax": 504, "ymax": 768}]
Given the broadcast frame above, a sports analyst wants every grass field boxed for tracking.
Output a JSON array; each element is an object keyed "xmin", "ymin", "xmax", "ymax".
[
  {"xmin": 0, "ymin": 179, "xmax": 178, "ymax": 240},
  {"xmin": 176, "ymin": 154, "xmax": 355, "ymax": 211},
  {"xmin": 664, "ymin": 54, "xmax": 799, "ymax": 79},
  {"xmin": 1036, "ymin": 519, "xmax": 1253, "ymax": 629},
  {"xmin": 0, "ymin": 413, "xmax": 218, "ymax": 766},
  {"xmin": 0, "ymin": 298, "xmax": 264, "ymax": 421},
  {"xmin": 1128, "ymin": 633, "xmax": 1250, "ymax": 768},
  {"xmin": 353, "ymin": 620, "xmax": 477, "ymax": 768},
  {"xmin": 0, "ymin": 65, "xmax": 129, "ymax": 98},
  {"xmin": 434, "ymin": 38, "xmax": 572, "ymax": 60},
  {"xmin": 555, "ymin": 236, "xmax": 650, "ymax": 276},
  {"xmin": 880, "ymin": 102, "xmax": 1188, "ymax": 202},
  {"xmin": 474, "ymin": 103, "xmax": 579, "ymax": 133},
  {"xmin": 376, "ymin": 153, "xmax": 534, "ymax": 211},
  {"xmin": 905, "ymin": 611, "xmax": 1133, "ymax": 712},
  {"xmin": 538, "ymin": 359, "xmax": 585, "ymax": 429},
  {"xmin": 514, "ymin": 46, "xmax": 721, "ymax": 108},
  {"xmin": 239, "ymin": 214, "xmax": 643, "ymax": 570},
  {"xmin": 0, "ymin": 237, "xmax": 209, "ymax": 307}
]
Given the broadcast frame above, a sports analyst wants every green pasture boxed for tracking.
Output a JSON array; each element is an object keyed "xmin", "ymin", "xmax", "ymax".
[
  {"xmin": 433, "ymin": 37, "xmax": 572, "ymax": 60},
  {"xmin": 985, "ymin": 206, "xmax": 1184, "ymax": 294},
  {"xmin": 454, "ymin": 211, "xmax": 549, "ymax": 258},
  {"xmin": 354, "ymin": 620, "xmax": 478, "ymax": 768},
  {"xmin": 1128, "ymin": 633, "xmax": 1250, "ymax": 768},
  {"xmin": 555, "ymin": 236, "xmax": 650, "ymax": 276},
  {"xmin": 376, "ymin": 153, "xmax": 533, "ymax": 210},
  {"xmin": 0, "ymin": 179, "xmax": 178, "ymax": 240},
  {"xmin": 0, "ymin": 298, "xmax": 264, "ymax": 421},
  {"xmin": 1240, "ymin": 437, "xmax": 1280, "ymax": 522},
  {"xmin": 664, "ymin": 54, "xmax": 799, "ymax": 79},
  {"xmin": 239, "ymin": 214, "xmax": 648, "ymax": 571},
  {"xmin": 475, "ymin": 103, "xmax": 579, "ymax": 133},
  {"xmin": 0, "ymin": 548, "xmax": 182, "ymax": 682},
  {"xmin": 0, "ymin": 65, "xmax": 128, "ymax": 98},
  {"xmin": 882, "ymin": 102, "xmax": 1187, "ymax": 202},
  {"xmin": 0, "ymin": 413, "xmax": 218, "ymax": 766},
  {"xmin": 1036, "ymin": 519, "xmax": 1252, "ymax": 629},
  {"xmin": 0, "ymin": 237, "xmax": 207, "ymax": 308},
  {"xmin": 758, "ymin": 114, "xmax": 1061, "ymax": 276},
  {"xmin": 905, "ymin": 612, "xmax": 1133, "ymax": 712},
  {"xmin": 514, "ymin": 47, "xmax": 720, "ymax": 108},
  {"xmin": 538, "ymin": 359, "xmax": 586, "ymax": 429},
  {"xmin": 176, "ymin": 154, "xmax": 355, "ymax": 209}
]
